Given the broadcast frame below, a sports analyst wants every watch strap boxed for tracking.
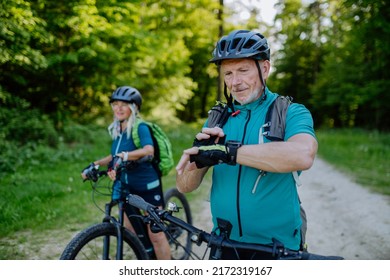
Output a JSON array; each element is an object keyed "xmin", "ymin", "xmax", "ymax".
[{"xmin": 226, "ymin": 140, "xmax": 242, "ymax": 165}]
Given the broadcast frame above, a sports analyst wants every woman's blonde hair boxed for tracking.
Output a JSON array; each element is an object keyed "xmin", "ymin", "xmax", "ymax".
[{"xmin": 108, "ymin": 103, "xmax": 138, "ymax": 139}]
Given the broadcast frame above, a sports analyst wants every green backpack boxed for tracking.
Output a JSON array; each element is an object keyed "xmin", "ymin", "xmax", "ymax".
[{"xmin": 132, "ymin": 118, "xmax": 174, "ymax": 177}]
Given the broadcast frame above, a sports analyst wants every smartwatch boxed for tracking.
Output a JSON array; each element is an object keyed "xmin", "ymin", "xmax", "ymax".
[{"xmin": 226, "ymin": 140, "xmax": 242, "ymax": 165}]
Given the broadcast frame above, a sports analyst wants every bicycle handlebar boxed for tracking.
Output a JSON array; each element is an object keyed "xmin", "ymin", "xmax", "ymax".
[
  {"xmin": 126, "ymin": 194, "xmax": 343, "ymax": 260},
  {"xmin": 127, "ymin": 192, "xmax": 157, "ymax": 213},
  {"xmin": 83, "ymin": 156, "xmax": 153, "ymax": 183}
]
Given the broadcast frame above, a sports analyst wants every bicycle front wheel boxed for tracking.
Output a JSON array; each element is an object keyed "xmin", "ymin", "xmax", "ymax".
[
  {"xmin": 60, "ymin": 222, "xmax": 149, "ymax": 260},
  {"xmin": 164, "ymin": 188, "xmax": 193, "ymax": 260}
]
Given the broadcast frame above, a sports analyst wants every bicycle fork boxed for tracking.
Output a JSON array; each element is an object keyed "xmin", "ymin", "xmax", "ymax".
[{"xmin": 102, "ymin": 201, "xmax": 125, "ymax": 260}]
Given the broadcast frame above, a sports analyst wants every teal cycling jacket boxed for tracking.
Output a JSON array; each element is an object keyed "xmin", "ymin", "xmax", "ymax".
[{"xmin": 207, "ymin": 88, "xmax": 316, "ymax": 250}]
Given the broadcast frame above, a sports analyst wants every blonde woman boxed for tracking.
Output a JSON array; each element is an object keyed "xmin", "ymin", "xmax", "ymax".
[{"xmin": 81, "ymin": 86, "xmax": 170, "ymax": 259}]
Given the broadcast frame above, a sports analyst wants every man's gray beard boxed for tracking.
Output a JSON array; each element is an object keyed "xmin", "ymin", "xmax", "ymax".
[{"xmin": 234, "ymin": 87, "xmax": 262, "ymax": 105}]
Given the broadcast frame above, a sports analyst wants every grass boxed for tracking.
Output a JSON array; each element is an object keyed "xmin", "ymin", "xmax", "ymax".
[
  {"xmin": 316, "ymin": 128, "xmax": 390, "ymax": 195},
  {"xmin": 0, "ymin": 122, "xmax": 388, "ymax": 259},
  {"xmin": 0, "ymin": 127, "xmax": 112, "ymax": 237}
]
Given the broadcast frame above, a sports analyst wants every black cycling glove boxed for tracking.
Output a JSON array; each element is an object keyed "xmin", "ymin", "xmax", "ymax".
[
  {"xmin": 82, "ymin": 162, "xmax": 99, "ymax": 182},
  {"xmin": 190, "ymin": 141, "xmax": 241, "ymax": 168}
]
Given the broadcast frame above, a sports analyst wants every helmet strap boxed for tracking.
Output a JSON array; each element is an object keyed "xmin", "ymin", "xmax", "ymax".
[{"xmin": 223, "ymin": 83, "xmax": 235, "ymax": 113}]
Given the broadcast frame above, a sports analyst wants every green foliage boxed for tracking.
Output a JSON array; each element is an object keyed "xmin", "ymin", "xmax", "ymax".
[
  {"xmin": 0, "ymin": 87, "xmax": 109, "ymax": 176},
  {"xmin": 0, "ymin": 121, "xmax": 111, "ymax": 237},
  {"xmin": 0, "ymin": 92, "xmax": 58, "ymax": 172},
  {"xmin": 309, "ymin": 0, "xmax": 390, "ymax": 130},
  {"xmin": 271, "ymin": 0, "xmax": 390, "ymax": 131},
  {"xmin": 0, "ymin": 0, "xmax": 49, "ymax": 69},
  {"xmin": 2, "ymin": 0, "xmax": 390, "ymax": 130},
  {"xmin": 1, "ymin": 0, "xmax": 221, "ymax": 126}
]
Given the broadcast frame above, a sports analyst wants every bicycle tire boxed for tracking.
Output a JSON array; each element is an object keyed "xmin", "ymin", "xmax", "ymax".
[
  {"xmin": 60, "ymin": 222, "xmax": 149, "ymax": 260},
  {"xmin": 164, "ymin": 188, "xmax": 193, "ymax": 260}
]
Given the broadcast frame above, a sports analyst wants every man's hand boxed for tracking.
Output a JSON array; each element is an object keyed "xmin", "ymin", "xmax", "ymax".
[
  {"xmin": 175, "ymin": 127, "xmax": 228, "ymax": 175},
  {"xmin": 176, "ymin": 146, "xmax": 200, "ymax": 175},
  {"xmin": 190, "ymin": 144, "xmax": 230, "ymax": 168},
  {"xmin": 193, "ymin": 127, "xmax": 226, "ymax": 146}
]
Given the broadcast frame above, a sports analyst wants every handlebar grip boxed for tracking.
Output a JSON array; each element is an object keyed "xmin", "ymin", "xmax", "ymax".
[{"xmin": 127, "ymin": 194, "xmax": 154, "ymax": 212}]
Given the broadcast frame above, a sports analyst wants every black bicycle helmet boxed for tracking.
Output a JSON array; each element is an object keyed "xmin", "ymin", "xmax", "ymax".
[
  {"xmin": 210, "ymin": 30, "xmax": 270, "ymax": 64},
  {"xmin": 110, "ymin": 86, "xmax": 142, "ymax": 110}
]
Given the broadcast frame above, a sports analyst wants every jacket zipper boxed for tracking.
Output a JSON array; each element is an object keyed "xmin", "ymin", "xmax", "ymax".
[
  {"xmin": 252, "ymin": 170, "xmax": 266, "ymax": 194},
  {"xmin": 236, "ymin": 110, "xmax": 251, "ymax": 237}
]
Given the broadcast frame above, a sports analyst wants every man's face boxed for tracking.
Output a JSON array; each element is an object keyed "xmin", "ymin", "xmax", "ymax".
[{"xmin": 221, "ymin": 58, "xmax": 266, "ymax": 105}]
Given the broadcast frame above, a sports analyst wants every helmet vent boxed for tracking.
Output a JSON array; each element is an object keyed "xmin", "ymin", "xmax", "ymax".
[
  {"xmin": 122, "ymin": 88, "xmax": 130, "ymax": 96},
  {"xmin": 231, "ymin": 38, "xmax": 242, "ymax": 50},
  {"xmin": 220, "ymin": 40, "xmax": 227, "ymax": 51},
  {"xmin": 243, "ymin": 39, "xmax": 256, "ymax": 49}
]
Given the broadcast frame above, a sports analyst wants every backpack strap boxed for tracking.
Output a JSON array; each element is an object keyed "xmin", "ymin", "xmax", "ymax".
[
  {"xmin": 194, "ymin": 101, "xmax": 230, "ymax": 147},
  {"xmin": 131, "ymin": 118, "xmax": 157, "ymax": 162},
  {"xmin": 258, "ymin": 96, "xmax": 302, "ymax": 186},
  {"xmin": 131, "ymin": 118, "xmax": 144, "ymax": 149},
  {"xmin": 131, "ymin": 118, "xmax": 162, "ymax": 176},
  {"xmin": 207, "ymin": 101, "xmax": 230, "ymax": 128},
  {"xmin": 262, "ymin": 96, "xmax": 292, "ymax": 141}
]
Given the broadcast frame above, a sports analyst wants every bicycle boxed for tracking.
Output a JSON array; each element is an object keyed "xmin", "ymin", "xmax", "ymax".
[
  {"xmin": 60, "ymin": 161, "xmax": 192, "ymax": 260},
  {"xmin": 128, "ymin": 194, "xmax": 344, "ymax": 260},
  {"xmin": 60, "ymin": 165, "xmax": 343, "ymax": 260}
]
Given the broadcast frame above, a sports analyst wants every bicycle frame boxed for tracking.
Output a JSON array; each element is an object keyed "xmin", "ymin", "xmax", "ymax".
[
  {"xmin": 90, "ymin": 163, "xmax": 163, "ymax": 260},
  {"xmin": 102, "ymin": 199, "xmax": 156, "ymax": 260},
  {"xmin": 61, "ymin": 164, "xmax": 192, "ymax": 260}
]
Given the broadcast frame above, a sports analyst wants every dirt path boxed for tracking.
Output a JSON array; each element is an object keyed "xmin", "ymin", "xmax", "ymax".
[
  {"xmin": 186, "ymin": 157, "xmax": 390, "ymax": 260},
  {"xmin": 299, "ymin": 157, "xmax": 390, "ymax": 259},
  {"xmin": 2, "ymin": 157, "xmax": 389, "ymax": 260}
]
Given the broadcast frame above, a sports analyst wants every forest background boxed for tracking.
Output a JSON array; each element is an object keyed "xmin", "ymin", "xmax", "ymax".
[
  {"xmin": 2, "ymin": 0, "xmax": 389, "ymax": 132},
  {"xmin": 2, "ymin": 0, "xmax": 389, "ymax": 155},
  {"xmin": 0, "ymin": 0, "xmax": 389, "ymax": 258}
]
